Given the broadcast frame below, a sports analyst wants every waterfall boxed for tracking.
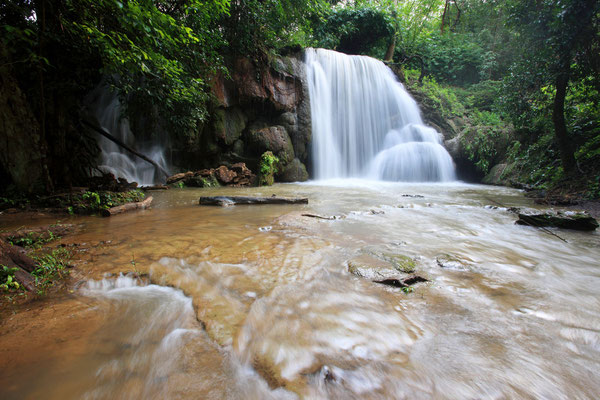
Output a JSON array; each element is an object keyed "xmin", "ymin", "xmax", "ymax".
[
  {"xmin": 305, "ymin": 48, "xmax": 455, "ymax": 182},
  {"xmin": 87, "ymin": 86, "xmax": 169, "ymax": 186}
]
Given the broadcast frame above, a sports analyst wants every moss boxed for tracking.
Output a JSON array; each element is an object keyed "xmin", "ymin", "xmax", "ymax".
[
  {"xmin": 258, "ymin": 151, "xmax": 279, "ymax": 186},
  {"xmin": 200, "ymin": 175, "xmax": 220, "ymax": 188},
  {"xmin": 354, "ymin": 252, "xmax": 417, "ymax": 275},
  {"xmin": 380, "ymin": 253, "xmax": 416, "ymax": 273},
  {"xmin": 69, "ymin": 189, "xmax": 146, "ymax": 214}
]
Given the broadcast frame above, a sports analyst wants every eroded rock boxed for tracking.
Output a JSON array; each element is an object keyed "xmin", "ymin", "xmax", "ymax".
[
  {"xmin": 278, "ymin": 158, "xmax": 309, "ymax": 182},
  {"xmin": 166, "ymin": 163, "xmax": 256, "ymax": 188},
  {"xmin": 516, "ymin": 209, "xmax": 598, "ymax": 231},
  {"xmin": 215, "ymin": 165, "xmax": 236, "ymax": 184},
  {"xmin": 246, "ymin": 124, "xmax": 295, "ymax": 165}
]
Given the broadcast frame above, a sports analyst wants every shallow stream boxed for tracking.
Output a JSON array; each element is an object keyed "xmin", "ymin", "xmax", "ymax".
[{"xmin": 1, "ymin": 181, "xmax": 599, "ymax": 399}]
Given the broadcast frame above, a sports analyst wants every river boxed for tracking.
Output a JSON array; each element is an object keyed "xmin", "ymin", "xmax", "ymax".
[{"xmin": 1, "ymin": 181, "xmax": 599, "ymax": 399}]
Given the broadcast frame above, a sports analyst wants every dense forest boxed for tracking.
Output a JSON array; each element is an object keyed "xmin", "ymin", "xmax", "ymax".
[{"xmin": 1, "ymin": 0, "xmax": 599, "ymax": 198}]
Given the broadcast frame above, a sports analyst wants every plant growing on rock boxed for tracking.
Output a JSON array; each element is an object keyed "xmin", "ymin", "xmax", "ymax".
[
  {"xmin": 0, "ymin": 265, "xmax": 21, "ymax": 291},
  {"xmin": 258, "ymin": 151, "xmax": 279, "ymax": 186}
]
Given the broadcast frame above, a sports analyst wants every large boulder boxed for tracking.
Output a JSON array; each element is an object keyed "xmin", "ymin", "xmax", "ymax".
[
  {"xmin": 482, "ymin": 163, "xmax": 509, "ymax": 185},
  {"xmin": 246, "ymin": 124, "xmax": 295, "ymax": 165},
  {"xmin": 214, "ymin": 165, "xmax": 236, "ymax": 184},
  {"xmin": 278, "ymin": 158, "xmax": 309, "ymax": 182}
]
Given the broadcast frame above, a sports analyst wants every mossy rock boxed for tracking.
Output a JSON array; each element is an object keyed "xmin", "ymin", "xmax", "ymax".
[
  {"xmin": 246, "ymin": 124, "xmax": 295, "ymax": 165},
  {"xmin": 482, "ymin": 163, "xmax": 508, "ymax": 185},
  {"xmin": 378, "ymin": 253, "xmax": 417, "ymax": 273},
  {"xmin": 348, "ymin": 255, "xmax": 402, "ymax": 281},
  {"xmin": 361, "ymin": 250, "xmax": 416, "ymax": 274},
  {"xmin": 278, "ymin": 158, "xmax": 308, "ymax": 182},
  {"xmin": 185, "ymin": 175, "xmax": 220, "ymax": 188},
  {"xmin": 214, "ymin": 107, "xmax": 247, "ymax": 146},
  {"xmin": 517, "ymin": 209, "xmax": 598, "ymax": 231}
]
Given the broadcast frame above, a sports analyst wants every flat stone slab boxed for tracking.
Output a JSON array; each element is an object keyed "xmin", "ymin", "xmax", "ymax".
[
  {"xmin": 199, "ymin": 196, "xmax": 308, "ymax": 207},
  {"xmin": 348, "ymin": 255, "xmax": 427, "ymax": 288},
  {"xmin": 516, "ymin": 209, "xmax": 598, "ymax": 231},
  {"xmin": 348, "ymin": 255, "xmax": 401, "ymax": 281}
]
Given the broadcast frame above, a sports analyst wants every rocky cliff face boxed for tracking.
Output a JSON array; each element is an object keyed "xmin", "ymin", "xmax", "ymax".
[{"xmin": 170, "ymin": 51, "xmax": 311, "ymax": 182}]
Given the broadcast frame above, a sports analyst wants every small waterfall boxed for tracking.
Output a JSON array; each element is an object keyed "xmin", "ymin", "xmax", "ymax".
[
  {"xmin": 87, "ymin": 86, "xmax": 169, "ymax": 186},
  {"xmin": 305, "ymin": 48, "xmax": 455, "ymax": 182}
]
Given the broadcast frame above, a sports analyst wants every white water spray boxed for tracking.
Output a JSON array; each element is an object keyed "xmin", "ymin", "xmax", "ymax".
[
  {"xmin": 306, "ymin": 48, "xmax": 455, "ymax": 182},
  {"xmin": 87, "ymin": 86, "xmax": 169, "ymax": 186}
]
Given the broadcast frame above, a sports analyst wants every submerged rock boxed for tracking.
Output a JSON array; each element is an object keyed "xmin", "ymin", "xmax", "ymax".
[
  {"xmin": 436, "ymin": 254, "xmax": 473, "ymax": 271},
  {"xmin": 348, "ymin": 255, "xmax": 402, "ymax": 281},
  {"xmin": 516, "ymin": 209, "xmax": 598, "ymax": 231},
  {"xmin": 347, "ymin": 254, "xmax": 426, "ymax": 288},
  {"xmin": 378, "ymin": 253, "xmax": 416, "ymax": 273}
]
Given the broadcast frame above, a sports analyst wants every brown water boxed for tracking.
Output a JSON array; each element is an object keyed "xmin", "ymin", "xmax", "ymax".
[{"xmin": 1, "ymin": 181, "xmax": 599, "ymax": 399}]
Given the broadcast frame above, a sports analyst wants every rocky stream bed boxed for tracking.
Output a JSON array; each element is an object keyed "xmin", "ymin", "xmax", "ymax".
[{"xmin": 1, "ymin": 181, "xmax": 599, "ymax": 399}]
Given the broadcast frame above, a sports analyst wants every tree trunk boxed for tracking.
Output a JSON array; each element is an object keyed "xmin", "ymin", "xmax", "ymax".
[
  {"xmin": 552, "ymin": 66, "xmax": 577, "ymax": 176},
  {"xmin": 440, "ymin": 0, "xmax": 449, "ymax": 34},
  {"xmin": 199, "ymin": 196, "xmax": 308, "ymax": 206},
  {"xmin": 384, "ymin": 36, "xmax": 396, "ymax": 62},
  {"xmin": 101, "ymin": 196, "xmax": 153, "ymax": 217},
  {"xmin": 0, "ymin": 241, "xmax": 38, "ymax": 292}
]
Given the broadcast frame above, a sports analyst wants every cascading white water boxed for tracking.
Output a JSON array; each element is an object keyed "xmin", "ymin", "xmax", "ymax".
[
  {"xmin": 87, "ymin": 86, "xmax": 169, "ymax": 186},
  {"xmin": 306, "ymin": 48, "xmax": 456, "ymax": 182}
]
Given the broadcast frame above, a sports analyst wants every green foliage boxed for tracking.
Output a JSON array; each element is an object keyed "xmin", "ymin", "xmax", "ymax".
[
  {"xmin": 405, "ymin": 69, "xmax": 465, "ymax": 118},
  {"xmin": 31, "ymin": 249, "xmax": 71, "ymax": 294},
  {"xmin": 461, "ymin": 110, "xmax": 510, "ymax": 174},
  {"xmin": 64, "ymin": 0, "xmax": 230, "ymax": 134},
  {"xmin": 415, "ymin": 31, "xmax": 485, "ymax": 85},
  {"xmin": 8, "ymin": 230, "xmax": 58, "ymax": 249},
  {"xmin": 314, "ymin": 4, "xmax": 394, "ymax": 57},
  {"xmin": 501, "ymin": 133, "xmax": 565, "ymax": 188},
  {"xmin": 72, "ymin": 189, "xmax": 145, "ymax": 213},
  {"xmin": 0, "ymin": 193, "xmax": 30, "ymax": 211},
  {"xmin": 1, "ymin": 247, "xmax": 70, "ymax": 294},
  {"xmin": 82, "ymin": 191, "xmax": 101, "ymax": 208},
  {"xmin": 457, "ymin": 80, "xmax": 502, "ymax": 111},
  {"xmin": 200, "ymin": 176, "xmax": 220, "ymax": 188},
  {"xmin": 405, "ymin": 67, "xmax": 512, "ymax": 177},
  {"xmin": 258, "ymin": 151, "xmax": 279, "ymax": 186},
  {"xmin": 1, "ymin": 265, "xmax": 21, "ymax": 292},
  {"xmin": 221, "ymin": 0, "xmax": 324, "ymax": 55}
]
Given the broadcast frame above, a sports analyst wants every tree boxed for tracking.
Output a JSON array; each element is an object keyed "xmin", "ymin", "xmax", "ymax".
[{"xmin": 505, "ymin": 0, "xmax": 600, "ymax": 175}]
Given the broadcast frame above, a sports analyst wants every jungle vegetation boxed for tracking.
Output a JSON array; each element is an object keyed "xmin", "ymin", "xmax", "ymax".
[{"xmin": 1, "ymin": 0, "xmax": 599, "ymax": 197}]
